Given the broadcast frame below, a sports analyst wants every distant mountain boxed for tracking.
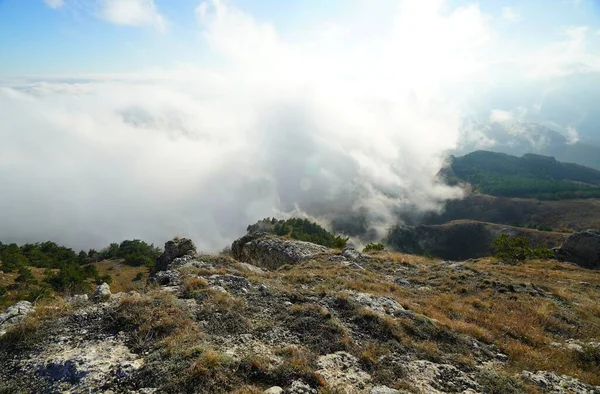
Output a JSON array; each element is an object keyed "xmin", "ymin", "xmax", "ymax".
[
  {"xmin": 456, "ymin": 122, "xmax": 600, "ymax": 170},
  {"xmin": 443, "ymin": 151, "xmax": 600, "ymax": 200}
]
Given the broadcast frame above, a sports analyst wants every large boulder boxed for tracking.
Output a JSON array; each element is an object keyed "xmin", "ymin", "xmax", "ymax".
[
  {"xmin": 554, "ymin": 230, "xmax": 600, "ymax": 269},
  {"xmin": 231, "ymin": 233, "xmax": 329, "ymax": 270},
  {"xmin": 154, "ymin": 238, "xmax": 197, "ymax": 272}
]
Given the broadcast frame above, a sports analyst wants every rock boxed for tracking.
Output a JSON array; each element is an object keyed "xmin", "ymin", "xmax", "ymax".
[
  {"xmin": 404, "ymin": 360, "xmax": 481, "ymax": 394},
  {"xmin": 341, "ymin": 247, "xmax": 362, "ymax": 260},
  {"xmin": 316, "ymin": 352, "xmax": 371, "ymax": 393},
  {"xmin": 92, "ymin": 282, "xmax": 111, "ymax": 302},
  {"xmin": 370, "ymin": 387, "xmax": 405, "ymax": 394},
  {"xmin": 66, "ymin": 294, "xmax": 89, "ymax": 305},
  {"xmin": 348, "ymin": 292, "xmax": 405, "ymax": 316},
  {"xmin": 231, "ymin": 233, "xmax": 329, "ymax": 270},
  {"xmin": 209, "ymin": 275, "xmax": 252, "ymax": 293},
  {"xmin": 521, "ymin": 370, "xmax": 600, "ymax": 393},
  {"xmin": 31, "ymin": 338, "xmax": 143, "ymax": 391},
  {"xmin": 152, "ymin": 269, "xmax": 182, "ymax": 286},
  {"xmin": 285, "ymin": 380, "xmax": 317, "ymax": 394},
  {"xmin": 237, "ymin": 262, "xmax": 266, "ymax": 274},
  {"xmin": 155, "ymin": 238, "xmax": 197, "ymax": 272},
  {"xmin": 0, "ymin": 301, "xmax": 34, "ymax": 336},
  {"xmin": 554, "ymin": 230, "xmax": 600, "ymax": 269},
  {"xmin": 264, "ymin": 387, "xmax": 284, "ymax": 394},
  {"xmin": 394, "ymin": 277, "xmax": 411, "ymax": 287}
]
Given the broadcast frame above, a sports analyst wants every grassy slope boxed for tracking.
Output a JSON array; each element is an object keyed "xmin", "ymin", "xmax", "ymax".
[{"xmin": 2, "ymin": 250, "xmax": 599, "ymax": 392}]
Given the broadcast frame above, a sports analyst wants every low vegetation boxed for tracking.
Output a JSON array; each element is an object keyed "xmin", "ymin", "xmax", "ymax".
[
  {"xmin": 492, "ymin": 233, "xmax": 554, "ymax": 264},
  {"xmin": 247, "ymin": 218, "xmax": 348, "ymax": 248}
]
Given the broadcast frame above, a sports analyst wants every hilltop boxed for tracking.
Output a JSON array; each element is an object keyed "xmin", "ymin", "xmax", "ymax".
[
  {"xmin": 443, "ymin": 151, "xmax": 600, "ymax": 200},
  {"xmin": 1, "ymin": 228, "xmax": 600, "ymax": 393}
]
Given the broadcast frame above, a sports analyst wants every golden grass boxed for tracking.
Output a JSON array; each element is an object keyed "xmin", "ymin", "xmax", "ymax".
[{"xmin": 94, "ymin": 259, "xmax": 148, "ymax": 293}]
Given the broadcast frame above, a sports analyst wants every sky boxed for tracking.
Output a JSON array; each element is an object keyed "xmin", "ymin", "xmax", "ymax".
[{"xmin": 1, "ymin": 0, "xmax": 600, "ymax": 251}]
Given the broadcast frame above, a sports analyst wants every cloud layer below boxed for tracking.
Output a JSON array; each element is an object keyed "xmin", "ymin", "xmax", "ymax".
[{"xmin": 3, "ymin": 0, "xmax": 600, "ymax": 251}]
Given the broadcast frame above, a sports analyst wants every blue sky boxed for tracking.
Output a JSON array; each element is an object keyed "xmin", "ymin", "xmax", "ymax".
[{"xmin": 1, "ymin": 0, "xmax": 599, "ymax": 76}]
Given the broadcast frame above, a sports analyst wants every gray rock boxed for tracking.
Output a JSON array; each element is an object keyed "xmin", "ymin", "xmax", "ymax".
[
  {"xmin": 231, "ymin": 233, "xmax": 329, "ymax": 270},
  {"xmin": 349, "ymin": 292, "xmax": 405, "ymax": 316},
  {"xmin": 285, "ymin": 380, "xmax": 317, "ymax": 394},
  {"xmin": 404, "ymin": 360, "xmax": 481, "ymax": 394},
  {"xmin": 0, "ymin": 300, "xmax": 34, "ymax": 335},
  {"xmin": 238, "ymin": 262, "xmax": 266, "ymax": 274},
  {"xmin": 209, "ymin": 275, "xmax": 252, "ymax": 293},
  {"xmin": 394, "ymin": 277, "xmax": 411, "ymax": 287},
  {"xmin": 92, "ymin": 282, "xmax": 111, "ymax": 302},
  {"xmin": 554, "ymin": 230, "xmax": 600, "ymax": 269},
  {"xmin": 521, "ymin": 370, "xmax": 600, "ymax": 393},
  {"xmin": 370, "ymin": 387, "xmax": 404, "ymax": 394},
  {"xmin": 341, "ymin": 247, "xmax": 362, "ymax": 260},
  {"xmin": 155, "ymin": 237, "xmax": 197, "ymax": 272},
  {"xmin": 264, "ymin": 387, "xmax": 284, "ymax": 394},
  {"xmin": 316, "ymin": 352, "xmax": 371, "ymax": 392},
  {"xmin": 66, "ymin": 294, "xmax": 89, "ymax": 305},
  {"xmin": 152, "ymin": 269, "xmax": 182, "ymax": 286}
]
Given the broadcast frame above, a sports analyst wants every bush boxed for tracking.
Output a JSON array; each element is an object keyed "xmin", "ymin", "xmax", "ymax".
[
  {"xmin": 15, "ymin": 267, "xmax": 37, "ymax": 285},
  {"xmin": 363, "ymin": 243, "xmax": 385, "ymax": 253},
  {"xmin": 45, "ymin": 264, "xmax": 92, "ymax": 294},
  {"xmin": 492, "ymin": 233, "xmax": 553, "ymax": 263}
]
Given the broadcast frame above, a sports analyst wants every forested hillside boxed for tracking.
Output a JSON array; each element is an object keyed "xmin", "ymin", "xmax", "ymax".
[{"xmin": 445, "ymin": 151, "xmax": 600, "ymax": 199}]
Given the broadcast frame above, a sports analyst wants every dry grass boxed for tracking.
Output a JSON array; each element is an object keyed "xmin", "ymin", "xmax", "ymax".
[
  {"xmin": 395, "ymin": 256, "xmax": 600, "ymax": 385},
  {"xmin": 94, "ymin": 259, "xmax": 148, "ymax": 293}
]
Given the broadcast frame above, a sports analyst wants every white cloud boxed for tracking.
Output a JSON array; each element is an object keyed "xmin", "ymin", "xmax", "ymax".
[
  {"xmin": 43, "ymin": 0, "xmax": 65, "ymax": 9},
  {"xmin": 3, "ymin": 0, "xmax": 599, "ymax": 251},
  {"xmin": 565, "ymin": 125, "xmax": 580, "ymax": 144},
  {"xmin": 2, "ymin": 0, "xmax": 492, "ymax": 250},
  {"xmin": 501, "ymin": 6, "xmax": 521, "ymax": 22},
  {"xmin": 98, "ymin": 0, "xmax": 166, "ymax": 31}
]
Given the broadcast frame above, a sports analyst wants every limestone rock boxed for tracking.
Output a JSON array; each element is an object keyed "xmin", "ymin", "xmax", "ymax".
[
  {"xmin": 521, "ymin": 370, "xmax": 600, "ymax": 393},
  {"xmin": 92, "ymin": 282, "xmax": 111, "ymax": 302},
  {"xmin": 404, "ymin": 360, "xmax": 482, "ymax": 394},
  {"xmin": 316, "ymin": 352, "xmax": 371, "ymax": 393},
  {"xmin": 348, "ymin": 292, "xmax": 405, "ymax": 316},
  {"xmin": 264, "ymin": 387, "xmax": 284, "ymax": 394},
  {"xmin": 155, "ymin": 237, "xmax": 197, "ymax": 272},
  {"xmin": 0, "ymin": 300, "xmax": 34, "ymax": 336},
  {"xmin": 554, "ymin": 230, "xmax": 600, "ymax": 269},
  {"xmin": 370, "ymin": 387, "xmax": 406, "ymax": 394},
  {"xmin": 231, "ymin": 233, "xmax": 328, "ymax": 270},
  {"xmin": 285, "ymin": 380, "xmax": 317, "ymax": 394}
]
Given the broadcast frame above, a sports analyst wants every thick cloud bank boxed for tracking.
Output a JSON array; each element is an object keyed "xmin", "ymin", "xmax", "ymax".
[{"xmin": 1, "ymin": 0, "xmax": 598, "ymax": 250}]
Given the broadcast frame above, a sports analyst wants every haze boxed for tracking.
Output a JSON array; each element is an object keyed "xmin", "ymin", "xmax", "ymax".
[{"xmin": 1, "ymin": 0, "xmax": 600, "ymax": 251}]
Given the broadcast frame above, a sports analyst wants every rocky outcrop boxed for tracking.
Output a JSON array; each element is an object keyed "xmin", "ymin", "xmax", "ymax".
[
  {"xmin": 154, "ymin": 237, "xmax": 198, "ymax": 272},
  {"xmin": 554, "ymin": 229, "xmax": 600, "ymax": 269},
  {"xmin": 0, "ymin": 301, "xmax": 34, "ymax": 336},
  {"xmin": 231, "ymin": 233, "xmax": 328, "ymax": 269},
  {"xmin": 521, "ymin": 370, "xmax": 600, "ymax": 393}
]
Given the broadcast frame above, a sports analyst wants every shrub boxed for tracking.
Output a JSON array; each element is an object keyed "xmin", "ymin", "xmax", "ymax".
[
  {"xmin": 492, "ymin": 233, "xmax": 553, "ymax": 263},
  {"xmin": 15, "ymin": 267, "xmax": 37, "ymax": 285},
  {"xmin": 363, "ymin": 243, "xmax": 385, "ymax": 253}
]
